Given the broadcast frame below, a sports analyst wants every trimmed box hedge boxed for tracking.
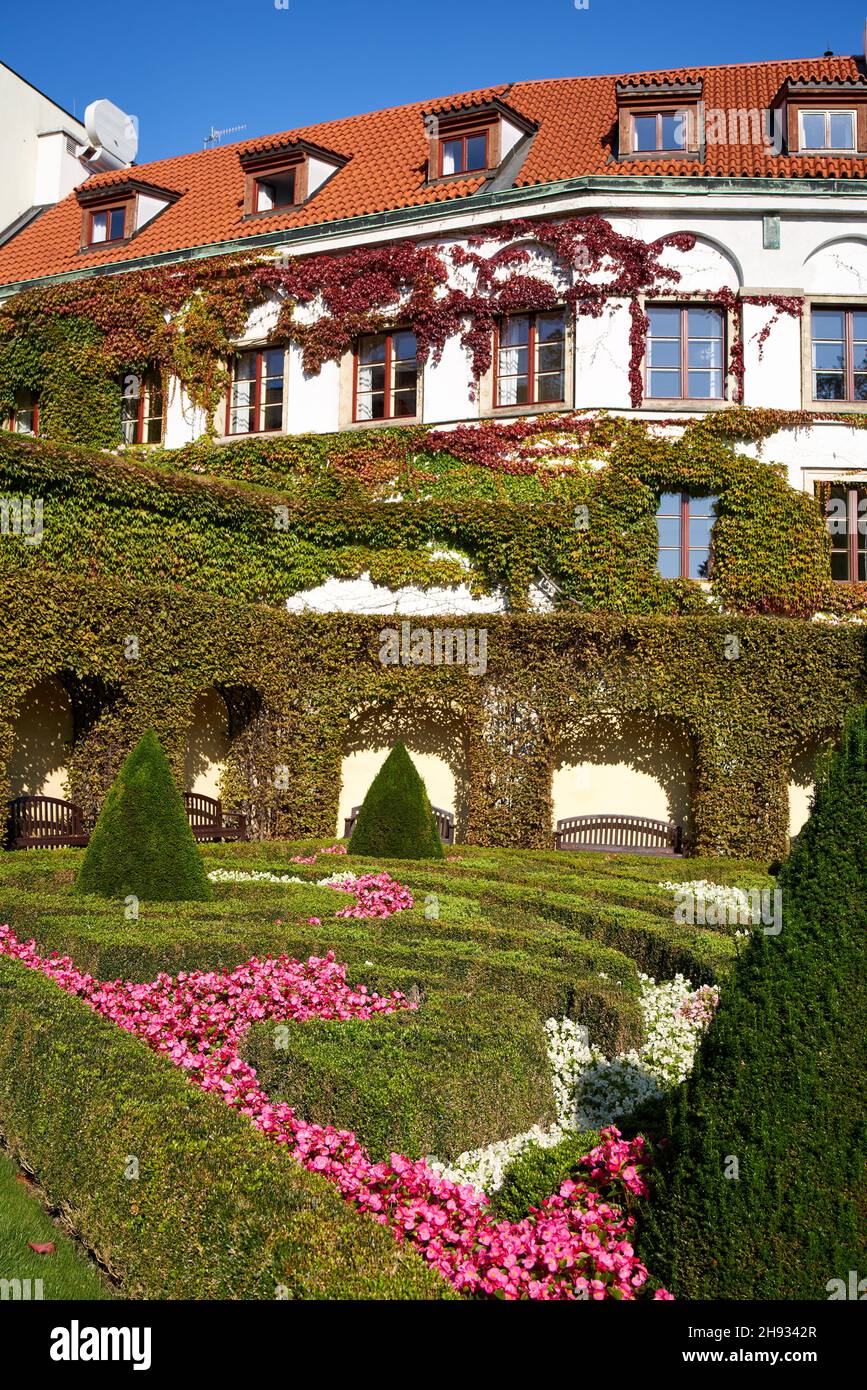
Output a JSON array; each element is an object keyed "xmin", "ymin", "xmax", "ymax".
[
  {"xmin": 0, "ymin": 958, "xmax": 450, "ymax": 1300},
  {"xmin": 243, "ymin": 991, "xmax": 555, "ymax": 1163}
]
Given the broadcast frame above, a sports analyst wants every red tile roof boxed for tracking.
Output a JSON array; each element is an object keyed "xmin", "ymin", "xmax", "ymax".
[{"xmin": 1, "ymin": 54, "xmax": 865, "ymax": 288}]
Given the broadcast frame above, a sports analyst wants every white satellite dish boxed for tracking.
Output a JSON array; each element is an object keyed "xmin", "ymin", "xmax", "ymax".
[{"xmin": 84, "ymin": 99, "xmax": 139, "ymax": 167}]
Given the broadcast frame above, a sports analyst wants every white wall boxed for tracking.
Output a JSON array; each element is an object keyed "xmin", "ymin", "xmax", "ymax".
[
  {"xmin": 183, "ymin": 689, "xmax": 230, "ymax": 799},
  {"xmin": 0, "ymin": 62, "xmax": 88, "ymax": 233},
  {"xmin": 8, "ymin": 677, "xmax": 73, "ymax": 798}
]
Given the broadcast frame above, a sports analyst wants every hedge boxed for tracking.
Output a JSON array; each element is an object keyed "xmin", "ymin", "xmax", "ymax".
[
  {"xmin": 489, "ymin": 1130, "xmax": 602, "ymax": 1224},
  {"xmin": 638, "ymin": 708, "xmax": 867, "ymax": 1299},
  {"xmin": 0, "ymin": 570, "xmax": 864, "ymax": 859},
  {"xmin": 0, "ymin": 957, "xmax": 450, "ymax": 1300},
  {"xmin": 242, "ymin": 990, "xmax": 554, "ymax": 1163}
]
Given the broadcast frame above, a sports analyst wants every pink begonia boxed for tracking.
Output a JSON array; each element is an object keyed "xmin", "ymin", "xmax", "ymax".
[{"xmin": 0, "ymin": 868, "xmax": 671, "ymax": 1301}]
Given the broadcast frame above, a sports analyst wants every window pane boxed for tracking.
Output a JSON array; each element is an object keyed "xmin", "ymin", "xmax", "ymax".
[
  {"xmin": 392, "ymin": 389, "xmax": 417, "ymax": 417},
  {"xmin": 648, "ymin": 338, "xmax": 681, "ymax": 368},
  {"xmin": 501, "ymin": 316, "xmax": 530, "ymax": 347},
  {"xmin": 392, "ymin": 331, "xmax": 417, "ymax": 362},
  {"xmin": 235, "ymin": 352, "xmax": 256, "ymax": 381},
  {"xmin": 830, "ymin": 549, "xmax": 850, "ymax": 582},
  {"xmin": 497, "ymin": 375, "xmax": 528, "ymax": 407},
  {"xmin": 829, "ymin": 112, "xmax": 855, "ymax": 149},
  {"xmin": 813, "ymin": 341, "xmax": 845, "ymax": 371},
  {"xmin": 687, "ymin": 370, "xmax": 722, "ymax": 398},
  {"xmin": 465, "ymin": 134, "xmax": 487, "ymax": 170},
  {"xmin": 256, "ymin": 180, "xmax": 275, "ymax": 211},
  {"xmin": 688, "ymin": 548, "xmax": 712, "ymax": 580},
  {"xmin": 801, "ymin": 112, "xmax": 827, "ymax": 149},
  {"xmin": 812, "ymin": 309, "xmax": 845, "ymax": 341},
  {"xmin": 660, "ymin": 113, "xmax": 684, "ymax": 149},
  {"xmin": 109, "ymin": 208, "xmax": 125, "ymax": 240},
  {"xmin": 261, "ymin": 403, "xmax": 282, "ymax": 430},
  {"xmin": 853, "ymin": 312, "xmax": 867, "ymax": 341},
  {"xmin": 358, "ymin": 364, "xmax": 385, "ymax": 394},
  {"xmin": 90, "ymin": 211, "xmax": 108, "ymax": 243},
  {"xmin": 656, "ymin": 516, "xmax": 681, "ymax": 548},
  {"xmin": 536, "ymin": 372, "xmax": 564, "ymax": 403},
  {"xmin": 689, "ymin": 516, "xmax": 714, "ymax": 549},
  {"xmin": 393, "ymin": 364, "xmax": 417, "ymax": 393},
  {"xmin": 499, "ymin": 346, "xmax": 528, "ymax": 377},
  {"xmin": 687, "ymin": 307, "xmax": 723, "ymax": 338},
  {"xmin": 689, "ymin": 494, "xmax": 718, "ymax": 519},
  {"xmin": 657, "ymin": 548, "xmax": 682, "ymax": 579},
  {"xmin": 263, "ymin": 349, "xmax": 284, "ymax": 378},
  {"xmin": 537, "ymin": 312, "xmax": 566, "ymax": 342},
  {"xmin": 537, "ymin": 342, "xmax": 565, "ymax": 373},
  {"xmin": 633, "ymin": 115, "xmax": 658, "ymax": 151},
  {"xmin": 649, "ymin": 369, "xmax": 680, "ymax": 397},
  {"xmin": 648, "ymin": 306, "xmax": 681, "ymax": 336},
  {"xmin": 360, "ymin": 335, "xmax": 386, "ymax": 365},
  {"xmin": 814, "ymin": 373, "xmax": 845, "ymax": 400},
  {"xmin": 441, "ymin": 139, "xmax": 462, "ymax": 175},
  {"xmin": 688, "ymin": 338, "xmax": 723, "ymax": 368},
  {"xmin": 855, "ymin": 374, "xmax": 867, "ymax": 402},
  {"xmin": 657, "ymin": 492, "xmax": 682, "ymax": 515}
]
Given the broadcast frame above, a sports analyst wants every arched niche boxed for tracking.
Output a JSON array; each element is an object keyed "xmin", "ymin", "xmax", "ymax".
[
  {"xmin": 338, "ymin": 700, "xmax": 469, "ymax": 839},
  {"xmin": 8, "ymin": 676, "xmax": 74, "ymax": 797},
  {"xmin": 803, "ymin": 238, "xmax": 867, "ymax": 295},
  {"xmin": 655, "ymin": 233, "xmax": 742, "ymax": 293},
  {"xmin": 788, "ymin": 733, "xmax": 834, "ymax": 839},
  {"xmin": 183, "ymin": 688, "xmax": 231, "ymax": 799},
  {"xmin": 552, "ymin": 712, "xmax": 694, "ymax": 831}
]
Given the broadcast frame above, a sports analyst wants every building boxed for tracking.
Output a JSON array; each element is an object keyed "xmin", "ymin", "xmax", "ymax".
[{"xmin": 2, "ymin": 48, "xmax": 867, "ymax": 854}]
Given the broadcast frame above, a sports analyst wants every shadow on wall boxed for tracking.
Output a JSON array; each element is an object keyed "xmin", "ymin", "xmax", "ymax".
[
  {"xmin": 183, "ymin": 689, "xmax": 231, "ymax": 800},
  {"xmin": 339, "ymin": 701, "xmax": 469, "ymax": 839},
  {"xmin": 552, "ymin": 713, "xmax": 695, "ymax": 832},
  {"xmin": 788, "ymin": 733, "xmax": 835, "ymax": 840},
  {"xmin": 8, "ymin": 676, "xmax": 74, "ymax": 798}
]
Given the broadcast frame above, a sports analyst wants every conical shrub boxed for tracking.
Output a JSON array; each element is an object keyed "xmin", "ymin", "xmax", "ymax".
[
  {"xmin": 349, "ymin": 743, "xmax": 445, "ymax": 860},
  {"xmin": 639, "ymin": 706, "xmax": 867, "ymax": 1298},
  {"xmin": 76, "ymin": 730, "xmax": 213, "ymax": 902}
]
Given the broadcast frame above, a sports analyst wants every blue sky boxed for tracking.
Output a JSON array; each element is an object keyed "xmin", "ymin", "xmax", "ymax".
[{"xmin": 5, "ymin": 1, "xmax": 867, "ymax": 163}]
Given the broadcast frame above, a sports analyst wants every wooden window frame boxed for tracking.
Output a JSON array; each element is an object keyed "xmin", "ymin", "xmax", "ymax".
[
  {"xmin": 811, "ymin": 306, "xmax": 867, "ymax": 404},
  {"xmin": 645, "ymin": 304, "xmax": 726, "ymax": 403},
  {"xmin": 253, "ymin": 167, "xmax": 298, "ymax": 214},
  {"xmin": 493, "ymin": 310, "xmax": 567, "ymax": 410},
  {"xmin": 797, "ymin": 108, "xmax": 857, "ymax": 153},
  {"xmin": 439, "ymin": 128, "xmax": 491, "ymax": 177},
  {"xmin": 817, "ymin": 482, "xmax": 867, "ymax": 583},
  {"xmin": 86, "ymin": 203, "xmax": 129, "ymax": 248},
  {"xmin": 121, "ymin": 372, "xmax": 163, "ymax": 445},
  {"xmin": 226, "ymin": 348, "xmax": 285, "ymax": 436},
  {"xmin": 352, "ymin": 329, "xmax": 419, "ymax": 424},
  {"xmin": 630, "ymin": 110, "xmax": 689, "ymax": 153},
  {"xmin": 6, "ymin": 391, "xmax": 38, "ymax": 437},
  {"xmin": 656, "ymin": 491, "xmax": 717, "ymax": 580}
]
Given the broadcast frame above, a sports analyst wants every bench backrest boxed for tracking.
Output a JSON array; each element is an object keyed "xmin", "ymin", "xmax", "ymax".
[
  {"xmin": 182, "ymin": 792, "xmax": 222, "ymax": 827},
  {"xmin": 344, "ymin": 804, "xmax": 455, "ymax": 844},
  {"xmin": 7, "ymin": 795, "xmax": 86, "ymax": 844},
  {"xmin": 555, "ymin": 813, "xmax": 682, "ymax": 853}
]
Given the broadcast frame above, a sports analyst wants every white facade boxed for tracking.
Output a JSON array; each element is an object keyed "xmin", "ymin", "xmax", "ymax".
[{"xmin": 0, "ymin": 62, "xmax": 90, "ymax": 237}]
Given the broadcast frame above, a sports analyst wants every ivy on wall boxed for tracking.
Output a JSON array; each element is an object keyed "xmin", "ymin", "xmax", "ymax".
[
  {"xmin": 0, "ymin": 215, "xmax": 808, "ymax": 442},
  {"xmin": 0, "ymin": 571, "xmax": 864, "ymax": 860},
  {"xmin": 1, "ymin": 408, "xmax": 862, "ymax": 617}
]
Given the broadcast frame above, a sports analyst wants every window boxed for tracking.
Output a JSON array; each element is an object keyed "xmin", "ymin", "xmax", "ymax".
[
  {"xmin": 5, "ymin": 390, "xmax": 37, "ymax": 436},
  {"xmin": 89, "ymin": 206, "xmax": 127, "ymax": 245},
  {"xmin": 121, "ymin": 372, "xmax": 163, "ymax": 445},
  {"xmin": 632, "ymin": 111, "xmax": 687, "ymax": 152},
  {"xmin": 811, "ymin": 308, "xmax": 867, "ymax": 403},
  {"xmin": 819, "ymin": 483, "xmax": 867, "ymax": 583},
  {"xmin": 799, "ymin": 110, "xmax": 856, "ymax": 152},
  {"xmin": 440, "ymin": 131, "xmax": 489, "ymax": 176},
  {"xmin": 495, "ymin": 311, "xmax": 566, "ymax": 408},
  {"xmin": 355, "ymin": 330, "xmax": 418, "ymax": 421},
  {"xmin": 646, "ymin": 305, "xmax": 725, "ymax": 400},
  {"xmin": 228, "ymin": 349, "xmax": 285, "ymax": 434},
  {"xmin": 656, "ymin": 492, "xmax": 718, "ymax": 580},
  {"xmin": 254, "ymin": 169, "xmax": 296, "ymax": 212}
]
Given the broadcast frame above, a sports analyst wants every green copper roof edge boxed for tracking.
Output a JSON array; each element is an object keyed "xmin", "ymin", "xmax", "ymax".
[{"xmin": 2, "ymin": 171, "xmax": 865, "ymax": 297}]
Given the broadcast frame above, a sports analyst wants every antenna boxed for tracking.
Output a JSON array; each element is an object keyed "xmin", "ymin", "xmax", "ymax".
[{"xmin": 203, "ymin": 123, "xmax": 247, "ymax": 149}]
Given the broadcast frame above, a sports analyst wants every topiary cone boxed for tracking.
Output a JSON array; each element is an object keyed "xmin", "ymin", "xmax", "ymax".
[
  {"xmin": 349, "ymin": 742, "xmax": 445, "ymax": 860},
  {"xmin": 76, "ymin": 729, "xmax": 213, "ymax": 902}
]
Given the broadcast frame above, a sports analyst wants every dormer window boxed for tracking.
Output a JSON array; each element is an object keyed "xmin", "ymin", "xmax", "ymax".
[
  {"xmin": 632, "ymin": 112, "xmax": 687, "ymax": 153},
  {"xmin": 76, "ymin": 178, "xmax": 180, "ymax": 252},
  {"xmin": 424, "ymin": 98, "xmax": 537, "ymax": 184},
  {"xmin": 616, "ymin": 80, "xmax": 702, "ymax": 159},
  {"xmin": 799, "ymin": 110, "xmax": 856, "ymax": 152},
  {"xmin": 239, "ymin": 139, "xmax": 347, "ymax": 219},
  {"xmin": 89, "ymin": 205, "xmax": 127, "ymax": 245},
  {"xmin": 254, "ymin": 168, "xmax": 296, "ymax": 211},
  {"xmin": 441, "ymin": 130, "xmax": 489, "ymax": 176}
]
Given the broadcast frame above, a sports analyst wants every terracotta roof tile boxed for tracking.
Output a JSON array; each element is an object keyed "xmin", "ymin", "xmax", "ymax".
[{"xmin": 1, "ymin": 55, "xmax": 865, "ymax": 288}]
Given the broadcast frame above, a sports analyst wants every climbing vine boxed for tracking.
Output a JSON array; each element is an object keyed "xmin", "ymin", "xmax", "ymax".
[{"xmin": 0, "ymin": 214, "xmax": 807, "ymax": 440}]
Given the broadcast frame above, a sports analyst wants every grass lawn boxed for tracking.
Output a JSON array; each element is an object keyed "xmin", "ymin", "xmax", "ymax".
[{"xmin": 0, "ymin": 1151, "xmax": 114, "ymax": 1300}]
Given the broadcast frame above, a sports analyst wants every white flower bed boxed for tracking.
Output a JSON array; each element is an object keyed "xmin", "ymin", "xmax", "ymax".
[
  {"xmin": 207, "ymin": 867, "xmax": 357, "ymax": 889},
  {"xmin": 658, "ymin": 878, "xmax": 753, "ymax": 917},
  {"xmin": 431, "ymin": 974, "xmax": 718, "ymax": 1193}
]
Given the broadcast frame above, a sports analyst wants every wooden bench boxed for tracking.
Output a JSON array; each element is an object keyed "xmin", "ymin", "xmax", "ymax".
[
  {"xmin": 5, "ymin": 795, "xmax": 89, "ymax": 849},
  {"xmin": 183, "ymin": 793, "xmax": 247, "ymax": 843},
  {"xmin": 343, "ymin": 804, "xmax": 455, "ymax": 845},
  {"xmin": 555, "ymin": 813, "xmax": 683, "ymax": 855}
]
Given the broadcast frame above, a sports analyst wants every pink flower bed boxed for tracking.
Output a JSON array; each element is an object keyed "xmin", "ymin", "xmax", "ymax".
[{"xmin": 0, "ymin": 867, "xmax": 671, "ymax": 1301}]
